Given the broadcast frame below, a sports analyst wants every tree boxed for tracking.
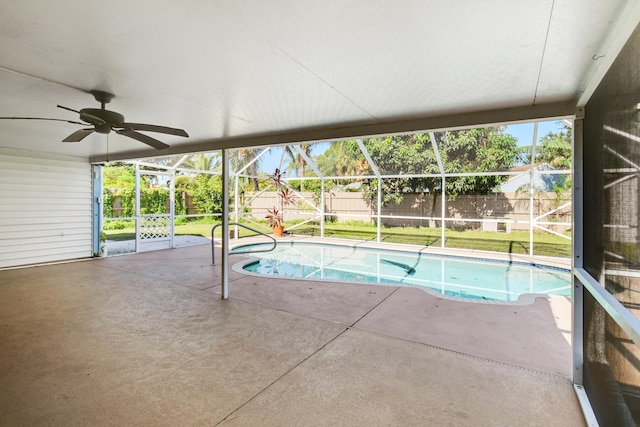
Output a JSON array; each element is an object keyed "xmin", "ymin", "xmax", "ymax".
[
  {"xmin": 103, "ymin": 163, "xmax": 135, "ymax": 190},
  {"xmin": 517, "ymin": 122, "xmax": 572, "ymax": 169},
  {"xmin": 102, "ymin": 158, "xmax": 226, "ymax": 218},
  {"xmin": 103, "ymin": 164, "xmax": 136, "ymax": 217},
  {"xmin": 140, "ymin": 187, "xmax": 170, "ymax": 214},
  {"xmin": 362, "ymin": 133, "xmax": 440, "ymax": 205},
  {"xmin": 231, "ymin": 148, "xmax": 263, "ymax": 191},
  {"xmin": 536, "ymin": 122, "xmax": 572, "ymax": 169},
  {"xmin": 181, "ymin": 152, "xmax": 221, "ymax": 172},
  {"xmin": 437, "ymin": 127, "xmax": 521, "ymax": 196},
  {"xmin": 315, "ymin": 141, "xmax": 368, "ymax": 182},
  {"xmin": 191, "ymin": 174, "xmax": 223, "ymax": 214},
  {"xmin": 348, "ymin": 129, "xmax": 520, "ymax": 207},
  {"xmin": 283, "ymin": 143, "xmax": 314, "ymax": 191}
]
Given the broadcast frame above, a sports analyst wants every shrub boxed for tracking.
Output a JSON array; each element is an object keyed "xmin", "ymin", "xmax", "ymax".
[
  {"xmin": 103, "ymin": 220, "xmax": 135, "ymax": 230},
  {"xmin": 174, "ymin": 216, "xmax": 188, "ymax": 226}
]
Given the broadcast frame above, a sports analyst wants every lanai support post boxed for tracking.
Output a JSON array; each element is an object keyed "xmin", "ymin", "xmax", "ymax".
[
  {"xmin": 529, "ymin": 122, "xmax": 538, "ymax": 257},
  {"xmin": 234, "ymin": 167, "xmax": 239, "ymax": 239},
  {"xmin": 430, "ymin": 133, "xmax": 446, "ymax": 248},
  {"xmin": 441, "ymin": 176, "xmax": 446, "ymax": 248},
  {"xmin": 221, "ymin": 148, "xmax": 230, "ymax": 300},
  {"xmin": 91, "ymin": 165, "xmax": 103, "ymax": 257},
  {"xmin": 572, "ymin": 114, "xmax": 584, "ymax": 385},
  {"xmin": 170, "ymin": 170, "xmax": 175, "ymax": 248},
  {"xmin": 135, "ymin": 164, "xmax": 141, "ymax": 253},
  {"xmin": 321, "ymin": 178, "xmax": 325, "ymax": 237},
  {"xmin": 377, "ymin": 179, "xmax": 382, "ymax": 242}
]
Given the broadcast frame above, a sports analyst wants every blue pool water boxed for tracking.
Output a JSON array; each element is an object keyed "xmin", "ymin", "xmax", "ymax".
[{"xmin": 236, "ymin": 242, "xmax": 571, "ymax": 301}]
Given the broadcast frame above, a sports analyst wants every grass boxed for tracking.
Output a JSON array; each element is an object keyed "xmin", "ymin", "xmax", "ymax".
[
  {"xmin": 289, "ymin": 222, "xmax": 571, "ymax": 258},
  {"xmin": 104, "ymin": 221, "xmax": 264, "ymax": 241},
  {"xmin": 104, "ymin": 220, "xmax": 571, "ymax": 258},
  {"xmin": 105, "ymin": 223, "xmax": 223, "ymax": 241}
]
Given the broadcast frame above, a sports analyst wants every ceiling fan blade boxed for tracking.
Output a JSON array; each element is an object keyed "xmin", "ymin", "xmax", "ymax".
[
  {"xmin": 116, "ymin": 128, "xmax": 169, "ymax": 150},
  {"xmin": 0, "ymin": 117, "xmax": 86, "ymax": 126},
  {"xmin": 62, "ymin": 128, "xmax": 95, "ymax": 142},
  {"xmin": 57, "ymin": 105, "xmax": 80, "ymax": 114},
  {"xmin": 121, "ymin": 122, "xmax": 188, "ymax": 137}
]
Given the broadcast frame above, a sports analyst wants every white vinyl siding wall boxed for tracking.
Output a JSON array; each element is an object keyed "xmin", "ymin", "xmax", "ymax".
[{"xmin": 0, "ymin": 149, "xmax": 92, "ymax": 268}]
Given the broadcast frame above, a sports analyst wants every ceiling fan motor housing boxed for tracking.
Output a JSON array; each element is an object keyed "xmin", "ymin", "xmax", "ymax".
[{"xmin": 79, "ymin": 108, "xmax": 125, "ymax": 133}]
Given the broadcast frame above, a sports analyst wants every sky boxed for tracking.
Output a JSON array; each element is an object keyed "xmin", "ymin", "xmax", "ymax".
[
  {"xmin": 504, "ymin": 120, "xmax": 565, "ymax": 147},
  {"xmin": 257, "ymin": 120, "xmax": 567, "ymax": 176}
]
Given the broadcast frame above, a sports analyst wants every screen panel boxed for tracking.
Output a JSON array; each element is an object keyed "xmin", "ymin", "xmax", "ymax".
[
  {"xmin": 582, "ymin": 22, "xmax": 640, "ymax": 427},
  {"xmin": 583, "ymin": 291, "xmax": 640, "ymax": 426}
]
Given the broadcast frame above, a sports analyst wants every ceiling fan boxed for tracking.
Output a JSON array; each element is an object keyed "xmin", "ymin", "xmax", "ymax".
[{"xmin": 0, "ymin": 90, "xmax": 188, "ymax": 150}]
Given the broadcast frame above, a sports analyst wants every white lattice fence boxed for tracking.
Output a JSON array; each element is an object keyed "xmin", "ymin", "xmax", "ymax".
[{"xmin": 139, "ymin": 215, "xmax": 171, "ymax": 240}]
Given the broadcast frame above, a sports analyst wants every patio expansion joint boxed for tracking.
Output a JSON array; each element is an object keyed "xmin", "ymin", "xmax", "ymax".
[
  {"xmin": 214, "ymin": 326, "xmax": 350, "ymax": 426},
  {"xmin": 346, "ymin": 327, "xmax": 572, "ymax": 382},
  {"xmin": 348, "ymin": 286, "xmax": 402, "ymax": 327},
  {"xmin": 213, "ymin": 289, "xmax": 405, "ymax": 424}
]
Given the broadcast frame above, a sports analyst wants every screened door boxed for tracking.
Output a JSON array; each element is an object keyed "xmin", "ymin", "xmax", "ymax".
[{"xmin": 136, "ymin": 169, "xmax": 174, "ymax": 252}]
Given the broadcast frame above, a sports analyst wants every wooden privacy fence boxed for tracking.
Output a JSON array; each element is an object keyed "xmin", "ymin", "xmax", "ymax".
[{"xmin": 248, "ymin": 191, "xmax": 572, "ymax": 232}]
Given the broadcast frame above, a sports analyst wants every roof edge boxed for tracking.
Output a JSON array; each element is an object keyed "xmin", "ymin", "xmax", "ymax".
[{"xmin": 91, "ymin": 101, "xmax": 576, "ymax": 163}]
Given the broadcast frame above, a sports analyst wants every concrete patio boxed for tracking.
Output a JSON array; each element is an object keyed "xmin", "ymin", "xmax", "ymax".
[{"xmin": 0, "ymin": 243, "xmax": 584, "ymax": 426}]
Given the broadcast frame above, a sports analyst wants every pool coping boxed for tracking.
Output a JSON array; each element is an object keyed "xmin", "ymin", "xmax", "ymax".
[{"xmin": 228, "ymin": 234, "xmax": 572, "ymax": 305}]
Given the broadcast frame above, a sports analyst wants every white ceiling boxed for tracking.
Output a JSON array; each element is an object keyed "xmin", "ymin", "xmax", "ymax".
[{"xmin": 0, "ymin": 0, "xmax": 638, "ymax": 162}]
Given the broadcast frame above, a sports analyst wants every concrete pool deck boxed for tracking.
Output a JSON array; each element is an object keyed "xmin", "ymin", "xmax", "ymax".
[{"xmin": 0, "ymin": 241, "xmax": 584, "ymax": 426}]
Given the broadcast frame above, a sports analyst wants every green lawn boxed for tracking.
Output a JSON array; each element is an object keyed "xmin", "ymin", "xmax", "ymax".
[
  {"xmin": 104, "ymin": 223, "xmax": 226, "ymax": 241},
  {"xmin": 289, "ymin": 223, "xmax": 571, "ymax": 257},
  {"xmin": 104, "ymin": 220, "xmax": 571, "ymax": 258}
]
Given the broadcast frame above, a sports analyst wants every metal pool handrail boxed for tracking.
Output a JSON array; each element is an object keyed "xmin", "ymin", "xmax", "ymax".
[{"xmin": 211, "ymin": 222, "xmax": 277, "ymax": 265}]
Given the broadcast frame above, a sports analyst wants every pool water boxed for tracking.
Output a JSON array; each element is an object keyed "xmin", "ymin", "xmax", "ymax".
[{"xmin": 236, "ymin": 242, "xmax": 571, "ymax": 301}]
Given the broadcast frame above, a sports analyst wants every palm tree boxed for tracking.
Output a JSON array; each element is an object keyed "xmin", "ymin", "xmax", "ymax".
[
  {"xmin": 518, "ymin": 122, "xmax": 572, "ymax": 169},
  {"xmin": 231, "ymin": 148, "xmax": 263, "ymax": 191},
  {"xmin": 284, "ymin": 143, "xmax": 314, "ymax": 191},
  {"xmin": 182, "ymin": 152, "xmax": 221, "ymax": 172},
  {"xmin": 316, "ymin": 140, "xmax": 368, "ymax": 179}
]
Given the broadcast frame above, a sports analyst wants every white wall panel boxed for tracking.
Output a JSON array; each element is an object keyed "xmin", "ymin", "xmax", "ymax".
[{"xmin": 0, "ymin": 149, "xmax": 92, "ymax": 268}]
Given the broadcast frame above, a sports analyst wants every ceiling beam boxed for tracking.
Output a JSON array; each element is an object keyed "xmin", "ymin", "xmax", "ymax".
[
  {"xmin": 90, "ymin": 101, "xmax": 576, "ymax": 163},
  {"xmin": 576, "ymin": 1, "xmax": 640, "ymax": 107}
]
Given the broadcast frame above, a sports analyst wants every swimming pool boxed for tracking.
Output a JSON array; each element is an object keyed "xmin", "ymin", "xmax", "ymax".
[{"xmin": 234, "ymin": 241, "xmax": 571, "ymax": 302}]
